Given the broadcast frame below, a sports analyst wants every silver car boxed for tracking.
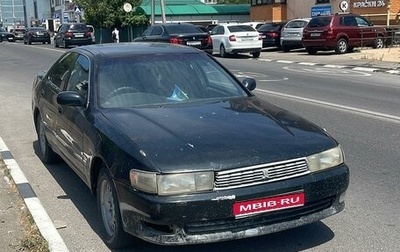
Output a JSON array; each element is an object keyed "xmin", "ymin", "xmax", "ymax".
[{"xmin": 280, "ymin": 18, "xmax": 311, "ymax": 52}]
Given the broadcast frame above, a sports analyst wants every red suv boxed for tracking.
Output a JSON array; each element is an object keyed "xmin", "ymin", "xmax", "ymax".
[{"xmin": 302, "ymin": 13, "xmax": 387, "ymax": 55}]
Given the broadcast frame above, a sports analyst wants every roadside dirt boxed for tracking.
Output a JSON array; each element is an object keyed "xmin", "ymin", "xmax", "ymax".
[{"xmin": 352, "ymin": 47, "xmax": 400, "ymax": 62}]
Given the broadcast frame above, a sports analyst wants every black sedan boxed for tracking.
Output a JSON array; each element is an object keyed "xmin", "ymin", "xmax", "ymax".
[
  {"xmin": 23, "ymin": 27, "xmax": 51, "ymax": 44},
  {"xmin": 0, "ymin": 27, "xmax": 15, "ymax": 42},
  {"xmin": 133, "ymin": 23, "xmax": 213, "ymax": 54},
  {"xmin": 32, "ymin": 43, "xmax": 349, "ymax": 249},
  {"xmin": 257, "ymin": 22, "xmax": 286, "ymax": 49}
]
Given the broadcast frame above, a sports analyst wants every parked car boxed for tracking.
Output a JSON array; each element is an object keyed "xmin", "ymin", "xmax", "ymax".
[
  {"xmin": 257, "ymin": 22, "xmax": 286, "ymax": 49},
  {"xmin": 133, "ymin": 23, "xmax": 212, "ymax": 54},
  {"xmin": 241, "ymin": 21, "xmax": 265, "ymax": 30},
  {"xmin": 0, "ymin": 27, "xmax": 15, "ymax": 42},
  {"xmin": 31, "ymin": 42, "xmax": 349, "ymax": 249},
  {"xmin": 280, "ymin": 18, "xmax": 311, "ymax": 52},
  {"xmin": 54, "ymin": 23, "xmax": 92, "ymax": 48},
  {"xmin": 302, "ymin": 13, "xmax": 387, "ymax": 55},
  {"xmin": 23, "ymin": 27, "xmax": 51, "ymax": 44},
  {"xmin": 210, "ymin": 23, "xmax": 262, "ymax": 58},
  {"xmin": 13, "ymin": 27, "xmax": 26, "ymax": 41},
  {"xmin": 86, "ymin": 24, "xmax": 95, "ymax": 44}
]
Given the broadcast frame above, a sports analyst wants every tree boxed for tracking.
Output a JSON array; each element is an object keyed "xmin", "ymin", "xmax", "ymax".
[{"xmin": 74, "ymin": 0, "xmax": 148, "ymax": 28}]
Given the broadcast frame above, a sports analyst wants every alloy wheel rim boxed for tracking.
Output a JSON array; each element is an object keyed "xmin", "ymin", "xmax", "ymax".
[{"xmin": 339, "ymin": 41, "xmax": 347, "ymax": 52}]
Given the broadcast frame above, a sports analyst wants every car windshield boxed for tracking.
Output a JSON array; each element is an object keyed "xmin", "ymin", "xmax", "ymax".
[
  {"xmin": 285, "ymin": 20, "xmax": 309, "ymax": 28},
  {"xmin": 308, "ymin": 17, "xmax": 332, "ymax": 27},
  {"xmin": 228, "ymin": 25, "xmax": 256, "ymax": 32},
  {"xmin": 165, "ymin": 24, "xmax": 201, "ymax": 34},
  {"xmin": 97, "ymin": 53, "xmax": 248, "ymax": 108}
]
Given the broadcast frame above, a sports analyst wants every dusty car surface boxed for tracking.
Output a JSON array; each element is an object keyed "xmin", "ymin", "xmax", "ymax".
[{"xmin": 31, "ymin": 42, "xmax": 349, "ymax": 249}]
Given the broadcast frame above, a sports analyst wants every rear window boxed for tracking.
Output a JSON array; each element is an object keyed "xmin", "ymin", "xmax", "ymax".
[
  {"xmin": 165, "ymin": 24, "xmax": 202, "ymax": 34},
  {"xmin": 228, "ymin": 25, "xmax": 256, "ymax": 32},
  {"xmin": 258, "ymin": 23, "xmax": 283, "ymax": 32},
  {"xmin": 70, "ymin": 24, "xmax": 88, "ymax": 31},
  {"xmin": 308, "ymin": 17, "xmax": 332, "ymax": 28},
  {"xmin": 285, "ymin": 20, "xmax": 309, "ymax": 28}
]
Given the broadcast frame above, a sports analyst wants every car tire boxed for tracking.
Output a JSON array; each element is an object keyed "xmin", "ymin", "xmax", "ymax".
[
  {"xmin": 36, "ymin": 115, "xmax": 58, "ymax": 164},
  {"xmin": 28, "ymin": 39, "xmax": 32, "ymax": 45},
  {"xmin": 335, "ymin": 38, "xmax": 348, "ymax": 54},
  {"xmin": 282, "ymin": 45, "xmax": 291, "ymax": 52},
  {"xmin": 252, "ymin": 51, "xmax": 261, "ymax": 58},
  {"xmin": 23, "ymin": 39, "xmax": 27, "ymax": 45},
  {"xmin": 306, "ymin": 47, "xmax": 318, "ymax": 55},
  {"xmin": 97, "ymin": 167, "xmax": 134, "ymax": 249},
  {"xmin": 219, "ymin": 44, "xmax": 227, "ymax": 58},
  {"xmin": 62, "ymin": 39, "xmax": 69, "ymax": 48},
  {"xmin": 47, "ymin": 39, "xmax": 51, "ymax": 44},
  {"xmin": 54, "ymin": 39, "xmax": 59, "ymax": 48},
  {"xmin": 373, "ymin": 36, "xmax": 384, "ymax": 49}
]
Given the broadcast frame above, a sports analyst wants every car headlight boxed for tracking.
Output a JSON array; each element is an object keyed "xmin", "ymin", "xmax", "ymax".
[
  {"xmin": 130, "ymin": 170, "xmax": 214, "ymax": 195},
  {"xmin": 306, "ymin": 146, "xmax": 344, "ymax": 172}
]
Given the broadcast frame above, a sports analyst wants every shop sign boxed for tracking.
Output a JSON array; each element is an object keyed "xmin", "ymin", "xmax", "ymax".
[
  {"xmin": 353, "ymin": 0, "xmax": 386, "ymax": 8},
  {"xmin": 311, "ymin": 5, "xmax": 332, "ymax": 17}
]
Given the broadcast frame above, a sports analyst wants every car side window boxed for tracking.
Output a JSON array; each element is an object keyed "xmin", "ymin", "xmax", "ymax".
[
  {"xmin": 67, "ymin": 54, "xmax": 90, "ymax": 101},
  {"xmin": 142, "ymin": 26, "xmax": 153, "ymax": 36},
  {"xmin": 355, "ymin": 17, "xmax": 370, "ymax": 27},
  {"xmin": 151, "ymin": 26, "xmax": 163, "ymax": 36},
  {"xmin": 342, "ymin": 17, "xmax": 358, "ymax": 27},
  {"xmin": 47, "ymin": 53, "xmax": 77, "ymax": 89}
]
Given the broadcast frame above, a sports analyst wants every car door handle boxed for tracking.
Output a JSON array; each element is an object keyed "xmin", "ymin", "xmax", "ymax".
[{"xmin": 57, "ymin": 106, "xmax": 63, "ymax": 114}]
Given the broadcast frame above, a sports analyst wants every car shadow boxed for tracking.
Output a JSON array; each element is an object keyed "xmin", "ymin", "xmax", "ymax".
[{"xmin": 33, "ymin": 140, "xmax": 336, "ymax": 252}]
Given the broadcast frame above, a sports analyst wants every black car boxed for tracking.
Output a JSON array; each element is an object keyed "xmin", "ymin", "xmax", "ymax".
[
  {"xmin": 32, "ymin": 43, "xmax": 349, "ymax": 249},
  {"xmin": 133, "ymin": 23, "xmax": 213, "ymax": 54},
  {"xmin": 257, "ymin": 22, "xmax": 286, "ymax": 49},
  {"xmin": 0, "ymin": 27, "xmax": 15, "ymax": 42},
  {"xmin": 54, "ymin": 23, "xmax": 92, "ymax": 48},
  {"xmin": 23, "ymin": 27, "xmax": 51, "ymax": 44}
]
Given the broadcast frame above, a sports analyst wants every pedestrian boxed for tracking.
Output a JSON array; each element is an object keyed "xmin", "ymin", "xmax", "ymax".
[{"xmin": 112, "ymin": 27, "xmax": 119, "ymax": 43}]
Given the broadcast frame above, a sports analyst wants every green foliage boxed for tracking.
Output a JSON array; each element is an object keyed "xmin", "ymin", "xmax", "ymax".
[{"xmin": 75, "ymin": 0, "xmax": 148, "ymax": 28}]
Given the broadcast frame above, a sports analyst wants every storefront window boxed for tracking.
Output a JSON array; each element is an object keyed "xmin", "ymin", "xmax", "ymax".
[{"xmin": 251, "ymin": 0, "xmax": 286, "ymax": 5}]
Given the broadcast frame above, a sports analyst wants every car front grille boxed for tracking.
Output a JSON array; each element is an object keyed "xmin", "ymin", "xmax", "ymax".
[{"xmin": 215, "ymin": 158, "xmax": 310, "ymax": 190}]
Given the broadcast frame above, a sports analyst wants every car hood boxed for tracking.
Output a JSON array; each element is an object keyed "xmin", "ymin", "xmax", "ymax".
[{"xmin": 100, "ymin": 97, "xmax": 337, "ymax": 172}]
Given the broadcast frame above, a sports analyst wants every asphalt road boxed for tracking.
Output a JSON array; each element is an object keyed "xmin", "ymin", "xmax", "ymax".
[{"xmin": 0, "ymin": 42, "xmax": 399, "ymax": 252}]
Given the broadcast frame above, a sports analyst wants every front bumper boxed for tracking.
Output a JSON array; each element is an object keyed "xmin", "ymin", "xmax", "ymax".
[{"xmin": 115, "ymin": 164, "xmax": 349, "ymax": 245}]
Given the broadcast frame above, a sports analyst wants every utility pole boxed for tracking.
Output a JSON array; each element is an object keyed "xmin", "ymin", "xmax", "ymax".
[{"xmin": 151, "ymin": 0, "xmax": 166, "ymax": 25}]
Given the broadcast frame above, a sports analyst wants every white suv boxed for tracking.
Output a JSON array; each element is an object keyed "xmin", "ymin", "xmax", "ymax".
[
  {"xmin": 210, "ymin": 23, "xmax": 262, "ymax": 58},
  {"xmin": 280, "ymin": 18, "xmax": 311, "ymax": 52}
]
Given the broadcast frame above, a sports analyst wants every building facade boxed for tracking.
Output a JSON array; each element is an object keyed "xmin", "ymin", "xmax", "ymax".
[
  {"xmin": 0, "ymin": 0, "xmax": 51, "ymax": 29},
  {"xmin": 250, "ymin": 0, "xmax": 400, "ymax": 25}
]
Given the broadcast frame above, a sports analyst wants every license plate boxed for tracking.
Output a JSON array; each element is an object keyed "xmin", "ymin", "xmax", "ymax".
[
  {"xmin": 186, "ymin": 41, "xmax": 201, "ymax": 46},
  {"xmin": 242, "ymin": 38, "xmax": 254, "ymax": 41},
  {"xmin": 75, "ymin": 34, "xmax": 84, "ymax": 37},
  {"xmin": 233, "ymin": 191, "xmax": 305, "ymax": 218},
  {"xmin": 311, "ymin": 33, "xmax": 321, "ymax": 37}
]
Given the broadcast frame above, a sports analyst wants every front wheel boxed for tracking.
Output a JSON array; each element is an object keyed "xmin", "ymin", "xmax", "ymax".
[
  {"xmin": 373, "ymin": 37, "xmax": 384, "ymax": 49},
  {"xmin": 252, "ymin": 51, "xmax": 261, "ymax": 58},
  {"xmin": 97, "ymin": 168, "xmax": 134, "ymax": 249},
  {"xmin": 335, "ymin": 38, "xmax": 348, "ymax": 54}
]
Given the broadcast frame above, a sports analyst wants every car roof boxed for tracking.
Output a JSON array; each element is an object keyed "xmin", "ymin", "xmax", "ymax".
[{"xmin": 69, "ymin": 42, "xmax": 201, "ymax": 59}]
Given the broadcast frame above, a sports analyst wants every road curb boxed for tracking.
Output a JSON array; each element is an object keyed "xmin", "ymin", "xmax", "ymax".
[
  {"xmin": 0, "ymin": 136, "xmax": 69, "ymax": 252},
  {"xmin": 252, "ymin": 58, "xmax": 400, "ymax": 75}
]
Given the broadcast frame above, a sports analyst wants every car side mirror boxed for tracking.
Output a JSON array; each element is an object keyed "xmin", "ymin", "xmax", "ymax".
[
  {"xmin": 242, "ymin": 78, "xmax": 256, "ymax": 91},
  {"xmin": 57, "ymin": 91, "xmax": 86, "ymax": 106}
]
